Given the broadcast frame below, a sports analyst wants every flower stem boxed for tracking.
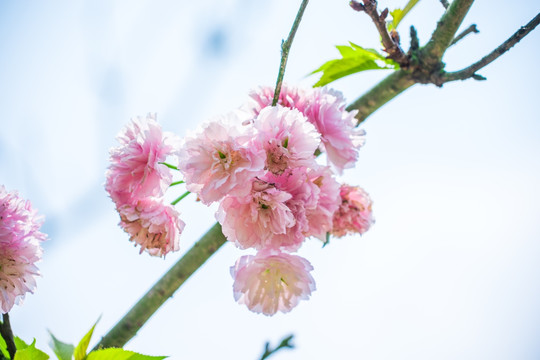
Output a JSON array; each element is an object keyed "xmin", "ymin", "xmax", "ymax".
[
  {"xmin": 171, "ymin": 191, "xmax": 190, "ymax": 205},
  {"xmin": 272, "ymin": 0, "xmax": 309, "ymax": 106},
  {"xmin": 158, "ymin": 162, "xmax": 179, "ymax": 171},
  {"xmin": 169, "ymin": 180, "xmax": 185, "ymax": 187},
  {"xmin": 94, "ymin": 223, "xmax": 227, "ymax": 349},
  {"xmin": 0, "ymin": 313, "xmax": 16, "ymax": 359}
]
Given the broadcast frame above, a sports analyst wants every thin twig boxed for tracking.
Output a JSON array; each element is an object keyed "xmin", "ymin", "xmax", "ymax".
[
  {"xmin": 259, "ymin": 335, "xmax": 295, "ymax": 360},
  {"xmin": 439, "ymin": 0, "xmax": 449, "ymax": 9},
  {"xmin": 350, "ymin": 0, "xmax": 409, "ymax": 66},
  {"xmin": 450, "ymin": 24, "xmax": 479, "ymax": 46},
  {"xmin": 272, "ymin": 0, "xmax": 310, "ymax": 106},
  {"xmin": 443, "ymin": 12, "xmax": 540, "ymax": 82},
  {"xmin": 0, "ymin": 314, "xmax": 17, "ymax": 359}
]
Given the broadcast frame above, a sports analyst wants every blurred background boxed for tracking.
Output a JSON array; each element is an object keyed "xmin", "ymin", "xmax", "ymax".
[{"xmin": 1, "ymin": 0, "xmax": 539, "ymax": 359}]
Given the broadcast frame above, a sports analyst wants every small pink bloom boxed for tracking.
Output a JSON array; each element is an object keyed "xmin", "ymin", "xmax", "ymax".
[
  {"xmin": 331, "ymin": 184, "xmax": 374, "ymax": 238},
  {"xmin": 303, "ymin": 87, "xmax": 365, "ymax": 173},
  {"xmin": 304, "ymin": 166, "xmax": 341, "ymax": 240},
  {"xmin": 118, "ymin": 197, "xmax": 185, "ymax": 257},
  {"xmin": 231, "ymin": 250, "xmax": 316, "ymax": 316},
  {"xmin": 178, "ymin": 115, "xmax": 265, "ymax": 204},
  {"xmin": 0, "ymin": 186, "xmax": 47, "ymax": 313},
  {"xmin": 254, "ymin": 106, "xmax": 320, "ymax": 174},
  {"xmin": 217, "ymin": 179, "xmax": 295, "ymax": 250},
  {"xmin": 263, "ymin": 167, "xmax": 320, "ymax": 251},
  {"xmin": 106, "ymin": 114, "xmax": 179, "ymax": 205},
  {"xmin": 246, "ymin": 84, "xmax": 307, "ymax": 115}
]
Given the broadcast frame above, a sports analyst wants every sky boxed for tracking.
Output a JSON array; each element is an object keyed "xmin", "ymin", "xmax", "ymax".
[{"xmin": 1, "ymin": 0, "xmax": 540, "ymax": 359}]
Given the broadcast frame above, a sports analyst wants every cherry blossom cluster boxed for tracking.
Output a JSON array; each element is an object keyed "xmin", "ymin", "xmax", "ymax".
[
  {"xmin": 105, "ymin": 114, "xmax": 185, "ymax": 257},
  {"xmin": 178, "ymin": 84, "xmax": 374, "ymax": 315},
  {"xmin": 0, "ymin": 186, "xmax": 47, "ymax": 313}
]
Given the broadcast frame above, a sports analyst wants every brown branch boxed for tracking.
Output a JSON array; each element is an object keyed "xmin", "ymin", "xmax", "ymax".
[
  {"xmin": 443, "ymin": 12, "xmax": 540, "ymax": 82},
  {"xmin": 349, "ymin": 0, "xmax": 409, "ymax": 66},
  {"xmin": 449, "ymin": 24, "xmax": 479, "ymax": 46}
]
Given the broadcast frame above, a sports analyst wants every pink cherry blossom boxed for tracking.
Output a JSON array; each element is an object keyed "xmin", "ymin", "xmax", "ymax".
[
  {"xmin": 331, "ymin": 184, "xmax": 374, "ymax": 238},
  {"xmin": 178, "ymin": 115, "xmax": 265, "ymax": 204},
  {"xmin": 0, "ymin": 186, "xmax": 46, "ymax": 313},
  {"xmin": 216, "ymin": 179, "xmax": 295, "ymax": 250},
  {"xmin": 263, "ymin": 167, "xmax": 320, "ymax": 251},
  {"xmin": 254, "ymin": 106, "xmax": 320, "ymax": 174},
  {"xmin": 231, "ymin": 250, "xmax": 316, "ymax": 316},
  {"xmin": 246, "ymin": 84, "xmax": 307, "ymax": 115},
  {"xmin": 304, "ymin": 166, "xmax": 341, "ymax": 240},
  {"xmin": 118, "ymin": 197, "xmax": 185, "ymax": 257},
  {"xmin": 302, "ymin": 87, "xmax": 365, "ymax": 173},
  {"xmin": 106, "ymin": 114, "xmax": 179, "ymax": 205},
  {"xmin": 245, "ymin": 85, "xmax": 365, "ymax": 174}
]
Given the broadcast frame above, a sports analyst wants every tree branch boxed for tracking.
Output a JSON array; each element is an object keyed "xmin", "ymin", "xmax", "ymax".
[
  {"xmin": 422, "ymin": 0, "xmax": 475, "ymax": 62},
  {"xmin": 94, "ymin": 223, "xmax": 227, "ymax": 349},
  {"xmin": 439, "ymin": 0, "xmax": 449, "ymax": 9},
  {"xmin": 259, "ymin": 335, "xmax": 295, "ymax": 360},
  {"xmin": 443, "ymin": 12, "xmax": 540, "ymax": 82},
  {"xmin": 0, "ymin": 314, "xmax": 17, "ymax": 359},
  {"xmin": 272, "ymin": 0, "xmax": 310, "ymax": 106},
  {"xmin": 346, "ymin": 70, "xmax": 415, "ymax": 124},
  {"xmin": 449, "ymin": 24, "xmax": 479, "ymax": 46},
  {"xmin": 350, "ymin": 0, "xmax": 409, "ymax": 66}
]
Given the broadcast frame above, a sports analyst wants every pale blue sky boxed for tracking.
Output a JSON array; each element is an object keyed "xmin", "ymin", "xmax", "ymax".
[{"xmin": 1, "ymin": 1, "xmax": 539, "ymax": 359}]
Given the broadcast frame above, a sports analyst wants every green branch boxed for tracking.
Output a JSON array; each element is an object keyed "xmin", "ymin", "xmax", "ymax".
[
  {"xmin": 346, "ymin": 70, "xmax": 415, "ymax": 124},
  {"xmin": 272, "ymin": 0, "xmax": 310, "ymax": 106},
  {"xmin": 94, "ymin": 223, "xmax": 227, "ymax": 349},
  {"xmin": 422, "ymin": 0, "xmax": 474, "ymax": 63},
  {"xmin": 0, "ymin": 314, "xmax": 16, "ymax": 359}
]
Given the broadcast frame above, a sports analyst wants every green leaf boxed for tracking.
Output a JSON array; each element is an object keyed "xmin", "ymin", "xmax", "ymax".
[
  {"xmin": 0, "ymin": 332, "xmax": 9, "ymax": 358},
  {"xmin": 311, "ymin": 42, "xmax": 398, "ymax": 87},
  {"xmin": 74, "ymin": 320, "xmax": 99, "ymax": 360},
  {"xmin": 387, "ymin": 0, "xmax": 420, "ymax": 31},
  {"xmin": 49, "ymin": 331, "xmax": 75, "ymax": 360},
  {"xmin": 13, "ymin": 338, "xmax": 49, "ymax": 360},
  {"xmin": 87, "ymin": 348, "xmax": 167, "ymax": 360}
]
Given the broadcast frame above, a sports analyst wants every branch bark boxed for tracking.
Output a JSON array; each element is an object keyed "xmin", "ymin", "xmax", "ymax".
[
  {"xmin": 443, "ymin": 12, "xmax": 540, "ymax": 82},
  {"xmin": 94, "ymin": 223, "xmax": 226, "ymax": 349},
  {"xmin": 450, "ymin": 24, "xmax": 479, "ymax": 46}
]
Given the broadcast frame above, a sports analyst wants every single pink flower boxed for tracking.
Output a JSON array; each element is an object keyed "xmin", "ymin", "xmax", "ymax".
[
  {"xmin": 331, "ymin": 184, "xmax": 374, "ymax": 238},
  {"xmin": 263, "ymin": 167, "xmax": 320, "ymax": 251},
  {"xmin": 0, "ymin": 186, "xmax": 46, "ymax": 313},
  {"xmin": 231, "ymin": 250, "xmax": 316, "ymax": 316},
  {"xmin": 245, "ymin": 85, "xmax": 365, "ymax": 174},
  {"xmin": 254, "ymin": 106, "xmax": 320, "ymax": 174},
  {"xmin": 118, "ymin": 197, "xmax": 185, "ymax": 257},
  {"xmin": 246, "ymin": 84, "xmax": 307, "ymax": 116},
  {"xmin": 304, "ymin": 166, "xmax": 341, "ymax": 240},
  {"xmin": 216, "ymin": 179, "xmax": 295, "ymax": 250},
  {"xmin": 178, "ymin": 115, "xmax": 265, "ymax": 204},
  {"xmin": 303, "ymin": 87, "xmax": 365, "ymax": 173},
  {"xmin": 106, "ymin": 114, "xmax": 179, "ymax": 205}
]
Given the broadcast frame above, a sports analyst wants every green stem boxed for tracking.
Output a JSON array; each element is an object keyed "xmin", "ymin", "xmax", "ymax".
[
  {"xmin": 169, "ymin": 180, "xmax": 185, "ymax": 187},
  {"xmin": 159, "ymin": 162, "xmax": 179, "ymax": 171},
  {"xmin": 94, "ymin": 223, "xmax": 227, "ymax": 349},
  {"xmin": 272, "ymin": 0, "xmax": 310, "ymax": 106},
  {"xmin": 171, "ymin": 191, "xmax": 190, "ymax": 205},
  {"xmin": 0, "ymin": 314, "xmax": 16, "ymax": 359}
]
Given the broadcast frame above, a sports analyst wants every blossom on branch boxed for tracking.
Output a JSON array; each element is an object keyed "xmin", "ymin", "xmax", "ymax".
[
  {"xmin": 106, "ymin": 114, "xmax": 180, "ymax": 205},
  {"xmin": 331, "ymin": 184, "xmax": 374, "ymax": 237},
  {"xmin": 178, "ymin": 115, "xmax": 265, "ymax": 204},
  {"xmin": 118, "ymin": 197, "xmax": 185, "ymax": 257},
  {"xmin": 231, "ymin": 250, "xmax": 315, "ymax": 316},
  {"xmin": 0, "ymin": 186, "xmax": 46, "ymax": 313}
]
